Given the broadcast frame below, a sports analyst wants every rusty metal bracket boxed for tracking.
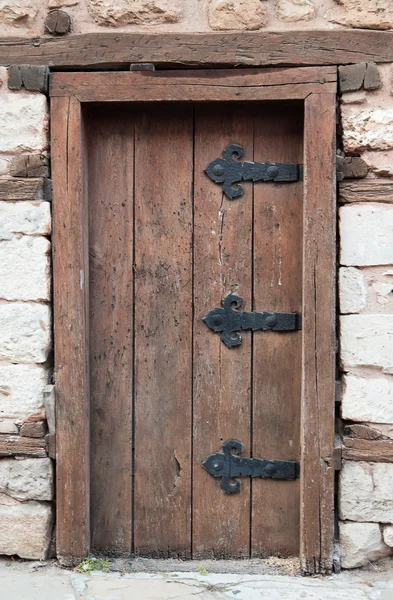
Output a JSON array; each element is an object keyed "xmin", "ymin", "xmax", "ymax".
[
  {"xmin": 203, "ymin": 293, "xmax": 301, "ymax": 348},
  {"xmin": 202, "ymin": 439, "xmax": 300, "ymax": 494},
  {"xmin": 204, "ymin": 143, "xmax": 302, "ymax": 199}
]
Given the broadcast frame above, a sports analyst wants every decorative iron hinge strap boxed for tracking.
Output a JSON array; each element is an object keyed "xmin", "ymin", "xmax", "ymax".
[
  {"xmin": 204, "ymin": 144, "xmax": 302, "ymax": 200},
  {"xmin": 203, "ymin": 439, "xmax": 300, "ymax": 494},
  {"xmin": 203, "ymin": 293, "xmax": 301, "ymax": 348}
]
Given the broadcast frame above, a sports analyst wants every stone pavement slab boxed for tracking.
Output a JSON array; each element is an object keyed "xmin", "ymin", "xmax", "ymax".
[{"xmin": 1, "ymin": 558, "xmax": 393, "ymax": 600}]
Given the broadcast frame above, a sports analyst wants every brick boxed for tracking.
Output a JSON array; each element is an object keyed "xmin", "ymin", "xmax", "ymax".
[
  {"xmin": 0, "ymin": 236, "xmax": 50, "ymax": 301},
  {"xmin": 0, "ymin": 303, "xmax": 51, "ymax": 363},
  {"xmin": 340, "ymin": 204, "xmax": 393, "ymax": 266}
]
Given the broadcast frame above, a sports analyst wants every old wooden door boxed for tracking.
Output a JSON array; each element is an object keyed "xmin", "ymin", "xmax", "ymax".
[
  {"xmin": 51, "ymin": 68, "xmax": 336, "ymax": 572},
  {"xmin": 85, "ymin": 101, "xmax": 301, "ymax": 558}
]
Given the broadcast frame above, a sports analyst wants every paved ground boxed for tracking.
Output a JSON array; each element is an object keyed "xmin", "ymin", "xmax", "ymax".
[{"xmin": 1, "ymin": 557, "xmax": 393, "ymax": 599}]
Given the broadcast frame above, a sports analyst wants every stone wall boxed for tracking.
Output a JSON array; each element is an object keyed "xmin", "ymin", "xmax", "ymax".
[
  {"xmin": 0, "ymin": 66, "xmax": 54, "ymax": 559},
  {"xmin": 1, "ymin": 0, "xmax": 393, "ymax": 570},
  {"xmin": 338, "ymin": 62, "xmax": 393, "ymax": 569},
  {"xmin": 0, "ymin": 0, "xmax": 393, "ymax": 34}
]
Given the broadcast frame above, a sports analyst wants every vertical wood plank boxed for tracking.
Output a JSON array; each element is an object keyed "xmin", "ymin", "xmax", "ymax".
[
  {"xmin": 193, "ymin": 105, "xmax": 253, "ymax": 558},
  {"xmin": 51, "ymin": 96, "xmax": 90, "ymax": 565},
  {"xmin": 252, "ymin": 104, "xmax": 303, "ymax": 557},
  {"xmin": 86, "ymin": 107, "xmax": 134, "ymax": 554},
  {"xmin": 133, "ymin": 106, "xmax": 193, "ymax": 557},
  {"xmin": 301, "ymin": 93, "xmax": 336, "ymax": 574}
]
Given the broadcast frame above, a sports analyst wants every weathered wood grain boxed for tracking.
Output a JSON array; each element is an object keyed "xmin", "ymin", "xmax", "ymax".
[
  {"xmin": 301, "ymin": 93, "xmax": 336, "ymax": 575},
  {"xmin": 343, "ymin": 438, "xmax": 393, "ymax": 462},
  {"xmin": 2, "ymin": 31, "xmax": 393, "ymax": 68},
  {"xmin": 133, "ymin": 106, "xmax": 193, "ymax": 557},
  {"xmin": 0, "ymin": 434, "xmax": 47, "ymax": 457},
  {"xmin": 252, "ymin": 104, "xmax": 303, "ymax": 558},
  {"xmin": 50, "ymin": 67, "xmax": 336, "ymax": 102},
  {"xmin": 193, "ymin": 105, "xmax": 253, "ymax": 558},
  {"xmin": 51, "ymin": 95, "xmax": 90, "ymax": 566},
  {"xmin": 339, "ymin": 178, "xmax": 393, "ymax": 203},
  {"xmin": 86, "ymin": 107, "xmax": 134, "ymax": 555},
  {"xmin": 0, "ymin": 178, "xmax": 45, "ymax": 200}
]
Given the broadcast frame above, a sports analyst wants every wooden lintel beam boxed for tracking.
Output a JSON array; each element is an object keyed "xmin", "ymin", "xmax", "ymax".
[{"xmin": 1, "ymin": 31, "xmax": 393, "ymax": 69}]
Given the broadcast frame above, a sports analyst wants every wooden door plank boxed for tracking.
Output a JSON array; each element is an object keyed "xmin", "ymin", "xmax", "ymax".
[
  {"xmin": 4, "ymin": 31, "xmax": 393, "ymax": 69},
  {"xmin": 193, "ymin": 105, "xmax": 253, "ymax": 559},
  {"xmin": 251, "ymin": 104, "xmax": 303, "ymax": 557},
  {"xmin": 301, "ymin": 93, "xmax": 336, "ymax": 575},
  {"xmin": 86, "ymin": 107, "xmax": 134, "ymax": 554},
  {"xmin": 50, "ymin": 68, "xmax": 336, "ymax": 102},
  {"xmin": 133, "ymin": 106, "xmax": 193, "ymax": 557},
  {"xmin": 51, "ymin": 95, "xmax": 90, "ymax": 565}
]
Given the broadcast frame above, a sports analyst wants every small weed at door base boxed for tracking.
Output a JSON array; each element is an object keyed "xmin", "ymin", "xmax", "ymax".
[{"xmin": 75, "ymin": 557, "xmax": 110, "ymax": 575}]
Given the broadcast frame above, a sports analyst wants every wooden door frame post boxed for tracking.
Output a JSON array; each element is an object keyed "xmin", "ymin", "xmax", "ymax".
[{"xmin": 50, "ymin": 67, "xmax": 337, "ymax": 572}]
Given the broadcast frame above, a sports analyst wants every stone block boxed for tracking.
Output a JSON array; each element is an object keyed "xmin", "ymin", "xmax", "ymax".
[
  {"xmin": 276, "ymin": 0, "xmax": 315, "ymax": 22},
  {"xmin": 10, "ymin": 155, "xmax": 49, "ymax": 178},
  {"xmin": 342, "ymin": 156, "xmax": 368, "ymax": 178},
  {"xmin": 341, "ymin": 106, "xmax": 393, "ymax": 152},
  {"xmin": 0, "ymin": 303, "xmax": 51, "ymax": 363},
  {"xmin": 339, "ymin": 63, "xmax": 367, "ymax": 94},
  {"xmin": 0, "ymin": 458, "xmax": 53, "ymax": 501},
  {"xmin": 8, "ymin": 66, "xmax": 49, "ymax": 93},
  {"xmin": 20, "ymin": 420, "xmax": 47, "ymax": 437},
  {"xmin": 340, "ymin": 521, "xmax": 391, "ymax": 569},
  {"xmin": 341, "ymin": 91, "xmax": 367, "ymax": 105},
  {"xmin": 0, "ymin": 236, "xmax": 50, "ymax": 301},
  {"xmin": 0, "ymin": 0, "xmax": 41, "ymax": 27},
  {"xmin": 364, "ymin": 62, "xmax": 382, "ymax": 91},
  {"xmin": 0, "ymin": 364, "xmax": 47, "ymax": 420},
  {"xmin": 0, "ymin": 501, "xmax": 53, "ymax": 560},
  {"xmin": 339, "ymin": 267, "xmax": 367, "ymax": 314},
  {"xmin": 0, "ymin": 201, "xmax": 51, "ymax": 235},
  {"xmin": 342, "ymin": 374, "xmax": 393, "ymax": 423},
  {"xmin": 327, "ymin": 0, "xmax": 393, "ymax": 30},
  {"xmin": 340, "ymin": 461, "xmax": 393, "ymax": 522},
  {"xmin": 341, "ymin": 315, "xmax": 393, "ymax": 373},
  {"xmin": 0, "ymin": 68, "xmax": 48, "ymax": 154},
  {"xmin": 87, "ymin": 0, "xmax": 182, "ymax": 26},
  {"xmin": 208, "ymin": 0, "xmax": 267, "ymax": 30},
  {"xmin": 383, "ymin": 525, "xmax": 393, "ymax": 547},
  {"xmin": 340, "ymin": 204, "xmax": 393, "ymax": 266}
]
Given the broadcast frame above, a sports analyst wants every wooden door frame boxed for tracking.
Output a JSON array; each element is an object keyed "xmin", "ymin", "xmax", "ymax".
[{"xmin": 50, "ymin": 66, "xmax": 337, "ymax": 573}]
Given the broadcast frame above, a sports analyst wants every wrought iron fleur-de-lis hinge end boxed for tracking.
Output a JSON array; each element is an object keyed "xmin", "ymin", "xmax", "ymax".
[
  {"xmin": 202, "ymin": 439, "xmax": 300, "ymax": 494},
  {"xmin": 203, "ymin": 293, "xmax": 301, "ymax": 348},
  {"xmin": 204, "ymin": 144, "xmax": 302, "ymax": 200}
]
